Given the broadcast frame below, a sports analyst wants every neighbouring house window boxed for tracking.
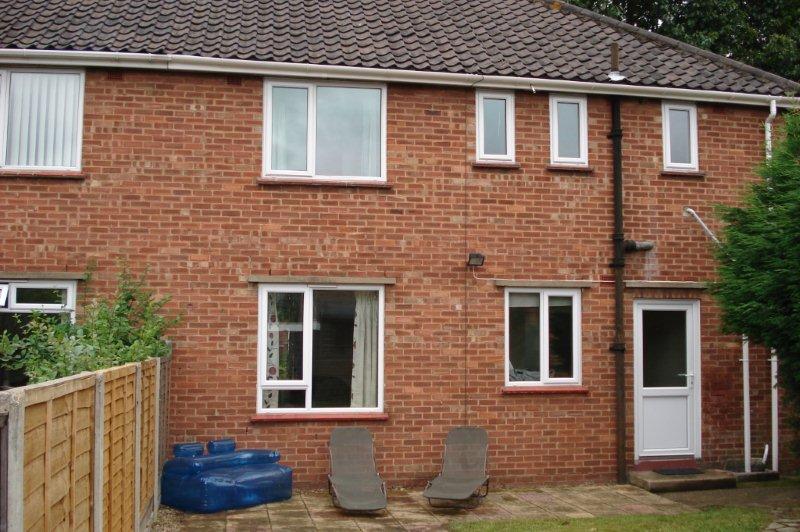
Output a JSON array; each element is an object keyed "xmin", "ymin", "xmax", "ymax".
[
  {"xmin": 505, "ymin": 288, "xmax": 581, "ymax": 386},
  {"xmin": 662, "ymin": 101, "xmax": 698, "ymax": 171},
  {"xmin": 263, "ymin": 81, "xmax": 386, "ymax": 181},
  {"xmin": 0, "ymin": 280, "xmax": 77, "ymax": 389},
  {"xmin": 257, "ymin": 284, "xmax": 384, "ymax": 412},
  {"xmin": 476, "ymin": 91, "xmax": 515, "ymax": 162},
  {"xmin": 0, "ymin": 70, "xmax": 84, "ymax": 170},
  {"xmin": 550, "ymin": 94, "xmax": 588, "ymax": 166}
]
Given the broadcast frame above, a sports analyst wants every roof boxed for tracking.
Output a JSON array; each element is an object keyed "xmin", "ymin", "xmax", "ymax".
[{"xmin": 1, "ymin": 0, "xmax": 797, "ymax": 97}]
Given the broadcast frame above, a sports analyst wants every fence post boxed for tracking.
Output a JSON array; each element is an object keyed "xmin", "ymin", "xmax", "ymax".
[
  {"xmin": 133, "ymin": 364, "xmax": 142, "ymax": 532},
  {"xmin": 92, "ymin": 373, "xmax": 105, "ymax": 532},
  {"xmin": 153, "ymin": 357, "xmax": 161, "ymax": 514},
  {"xmin": 5, "ymin": 390, "xmax": 25, "ymax": 532}
]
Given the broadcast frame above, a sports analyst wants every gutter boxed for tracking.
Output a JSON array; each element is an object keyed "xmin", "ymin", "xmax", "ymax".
[{"xmin": 0, "ymin": 49, "xmax": 797, "ymax": 107}]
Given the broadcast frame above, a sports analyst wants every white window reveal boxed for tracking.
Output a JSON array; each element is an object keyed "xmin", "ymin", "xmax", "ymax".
[
  {"xmin": 0, "ymin": 280, "xmax": 77, "ymax": 388},
  {"xmin": 476, "ymin": 91, "xmax": 515, "ymax": 162},
  {"xmin": 504, "ymin": 288, "xmax": 582, "ymax": 386},
  {"xmin": 264, "ymin": 81, "xmax": 386, "ymax": 181},
  {"xmin": 257, "ymin": 284, "xmax": 384, "ymax": 413},
  {"xmin": 0, "ymin": 70, "xmax": 85, "ymax": 170},
  {"xmin": 550, "ymin": 94, "xmax": 588, "ymax": 166},
  {"xmin": 662, "ymin": 101, "xmax": 698, "ymax": 171}
]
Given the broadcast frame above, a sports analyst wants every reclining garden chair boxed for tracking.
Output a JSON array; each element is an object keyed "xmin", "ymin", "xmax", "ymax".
[
  {"xmin": 423, "ymin": 426, "xmax": 489, "ymax": 507},
  {"xmin": 328, "ymin": 427, "xmax": 387, "ymax": 512}
]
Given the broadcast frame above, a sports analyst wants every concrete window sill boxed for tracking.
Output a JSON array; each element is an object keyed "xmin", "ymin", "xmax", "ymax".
[
  {"xmin": 0, "ymin": 169, "xmax": 86, "ymax": 180},
  {"xmin": 257, "ymin": 177, "xmax": 392, "ymax": 189},
  {"xmin": 502, "ymin": 386, "xmax": 589, "ymax": 395},
  {"xmin": 472, "ymin": 161, "xmax": 521, "ymax": 170},
  {"xmin": 546, "ymin": 165, "xmax": 594, "ymax": 173},
  {"xmin": 660, "ymin": 170, "xmax": 706, "ymax": 179},
  {"xmin": 250, "ymin": 412, "xmax": 389, "ymax": 423}
]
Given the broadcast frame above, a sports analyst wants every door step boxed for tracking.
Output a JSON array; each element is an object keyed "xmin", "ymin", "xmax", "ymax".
[
  {"xmin": 633, "ymin": 457, "xmax": 698, "ymax": 471},
  {"xmin": 629, "ymin": 468, "xmax": 736, "ymax": 493}
]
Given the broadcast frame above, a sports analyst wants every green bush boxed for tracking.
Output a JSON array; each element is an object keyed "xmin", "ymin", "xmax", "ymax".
[{"xmin": 0, "ymin": 269, "xmax": 177, "ymax": 384}]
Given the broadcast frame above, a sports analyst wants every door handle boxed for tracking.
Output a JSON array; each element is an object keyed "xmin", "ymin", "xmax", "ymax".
[{"xmin": 678, "ymin": 373, "xmax": 694, "ymax": 386}]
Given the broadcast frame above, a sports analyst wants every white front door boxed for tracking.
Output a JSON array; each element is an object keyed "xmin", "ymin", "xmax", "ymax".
[{"xmin": 634, "ymin": 300, "xmax": 701, "ymax": 458}]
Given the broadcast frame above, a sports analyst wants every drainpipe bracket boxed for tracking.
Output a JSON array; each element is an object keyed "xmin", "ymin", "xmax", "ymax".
[{"xmin": 610, "ymin": 342, "xmax": 627, "ymax": 353}]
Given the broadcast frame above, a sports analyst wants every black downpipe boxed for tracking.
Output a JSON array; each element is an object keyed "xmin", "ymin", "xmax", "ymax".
[{"xmin": 609, "ymin": 96, "xmax": 627, "ymax": 484}]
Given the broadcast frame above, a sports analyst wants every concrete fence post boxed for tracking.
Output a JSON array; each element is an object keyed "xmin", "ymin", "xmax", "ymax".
[
  {"xmin": 92, "ymin": 373, "xmax": 105, "ymax": 532},
  {"xmin": 5, "ymin": 390, "xmax": 25, "ymax": 532},
  {"xmin": 153, "ymin": 357, "xmax": 162, "ymax": 513},
  {"xmin": 134, "ymin": 364, "xmax": 142, "ymax": 532}
]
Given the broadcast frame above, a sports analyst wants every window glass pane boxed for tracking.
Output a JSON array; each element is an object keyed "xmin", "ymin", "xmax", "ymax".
[
  {"xmin": 556, "ymin": 101, "xmax": 581, "ymax": 159},
  {"xmin": 262, "ymin": 389, "xmax": 306, "ymax": 409},
  {"xmin": 6, "ymin": 72, "xmax": 81, "ymax": 168},
  {"xmin": 15, "ymin": 287, "xmax": 67, "ymax": 305},
  {"xmin": 643, "ymin": 310, "xmax": 687, "ymax": 387},
  {"xmin": 668, "ymin": 108, "xmax": 692, "ymax": 164},
  {"xmin": 270, "ymin": 86, "xmax": 308, "ymax": 171},
  {"xmin": 265, "ymin": 292, "xmax": 304, "ymax": 380},
  {"xmin": 312, "ymin": 290, "xmax": 378, "ymax": 408},
  {"xmin": 316, "ymin": 87, "xmax": 381, "ymax": 177},
  {"xmin": 548, "ymin": 296, "xmax": 574, "ymax": 378},
  {"xmin": 508, "ymin": 293, "xmax": 540, "ymax": 382},
  {"xmin": 482, "ymin": 98, "xmax": 507, "ymax": 155}
]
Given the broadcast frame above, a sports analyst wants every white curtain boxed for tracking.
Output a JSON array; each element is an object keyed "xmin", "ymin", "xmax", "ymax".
[
  {"xmin": 6, "ymin": 72, "xmax": 82, "ymax": 168},
  {"xmin": 263, "ymin": 294, "xmax": 280, "ymax": 408},
  {"xmin": 351, "ymin": 292, "xmax": 378, "ymax": 407}
]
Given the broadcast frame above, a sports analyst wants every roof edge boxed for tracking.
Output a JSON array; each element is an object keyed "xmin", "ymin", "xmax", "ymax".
[
  {"xmin": 554, "ymin": 0, "xmax": 800, "ymax": 93},
  {"xmin": 0, "ymin": 48, "xmax": 797, "ymax": 107}
]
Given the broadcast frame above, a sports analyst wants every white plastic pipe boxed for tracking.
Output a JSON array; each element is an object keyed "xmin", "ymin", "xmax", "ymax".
[
  {"xmin": 771, "ymin": 351, "xmax": 779, "ymax": 471},
  {"xmin": 766, "ymin": 99, "xmax": 777, "ymax": 159},
  {"xmin": 742, "ymin": 337, "xmax": 751, "ymax": 473}
]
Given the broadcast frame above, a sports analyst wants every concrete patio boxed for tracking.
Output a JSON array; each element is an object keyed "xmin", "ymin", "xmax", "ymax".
[{"xmin": 152, "ymin": 484, "xmax": 693, "ymax": 531}]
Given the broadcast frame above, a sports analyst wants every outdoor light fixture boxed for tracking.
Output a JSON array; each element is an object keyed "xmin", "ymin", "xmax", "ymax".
[{"xmin": 467, "ymin": 253, "xmax": 486, "ymax": 267}]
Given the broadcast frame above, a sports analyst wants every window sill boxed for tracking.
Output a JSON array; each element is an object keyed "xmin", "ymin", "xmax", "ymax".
[
  {"xmin": 472, "ymin": 161, "xmax": 521, "ymax": 170},
  {"xmin": 0, "ymin": 169, "xmax": 86, "ymax": 180},
  {"xmin": 502, "ymin": 385, "xmax": 589, "ymax": 395},
  {"xmin": 660, "ymin": 170, "xmax": 706, "ymax": 179},
  {"xmin": 257, "ymin": 177, "xmax": 392, "ymax": 189},
  {"xmin": 250, "ymin": 412, "xmax": 389, "ymax": 423},
  {"xmin": 546, "ymin": 164, "xmax": 594, "ymax": 173}
]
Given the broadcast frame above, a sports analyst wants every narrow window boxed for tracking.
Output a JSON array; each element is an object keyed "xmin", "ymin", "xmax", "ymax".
[
  {"xmin": 0, "ymin": 280, "xmax": 77, "ymax": 388},
  {"xmin": 550, "ymin": 94, "xmax": 588, "ymax": 165},
  {"xmin": 662, "ymin": 102, "xmax": 698, "ymax": 170},
  {"xmin": 476, "ymin": 91, "xmax": 515, "ymax": 162},
  {"xmin": 0, "ymin": 71, "xmax": 84, "ymax": 170},
  {"xmin": 258, "ymin": 284, "xmax": 384, "ymax": 413},
  {"xmin": 264, "ymin": 81, "xmax": 386, "ymax": 181},
  {"xmin": 505, "ymin": 289, "xmax": 581, "ymax": 386}
]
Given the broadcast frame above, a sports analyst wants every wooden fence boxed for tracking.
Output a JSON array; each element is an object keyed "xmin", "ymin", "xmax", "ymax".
[{"xmin": 0, "ymin": 356, "xmax": 170, "ymax": 532}]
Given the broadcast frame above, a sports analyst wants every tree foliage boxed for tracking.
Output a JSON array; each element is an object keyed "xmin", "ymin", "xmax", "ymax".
[
  {"xmin": 570, "ymin": 0, "xmax": 800, "ymax": 82},
  {"xmin": 0, "ymin": 269, "xmax": 176, "ymax": 384},
  {"xmin": 712, "ymin": 112, "xmax": 800, "ymax": 449}
]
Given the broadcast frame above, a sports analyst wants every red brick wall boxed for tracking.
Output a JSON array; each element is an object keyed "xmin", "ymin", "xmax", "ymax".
[{"xmin": 0, "ymin": 69, "xmax": 790, "ymax": 487}]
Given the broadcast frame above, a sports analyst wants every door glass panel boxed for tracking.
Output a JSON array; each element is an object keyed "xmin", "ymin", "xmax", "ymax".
[
  {"xmin": 643, "ymin": 310, "xmax": 687, "ymax": 387},
  {"xmin": 508, "ymin": 293, "xmax": 540, "ymax": 382},
  {"xmin": 265, "ymin": 292, "xmax": 304, "ymax": 380},
  {"xmin": 548, "ymin": 296, "xmax": 573, "ymax": 378}
]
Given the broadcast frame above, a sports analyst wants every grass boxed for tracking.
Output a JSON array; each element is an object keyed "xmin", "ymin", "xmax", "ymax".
[{"xmin": 449, "ymin": 507, "xmax": 772, "ymax": 532}]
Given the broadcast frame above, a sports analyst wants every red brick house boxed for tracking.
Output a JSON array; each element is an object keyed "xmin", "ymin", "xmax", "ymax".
[{"xmin": 0, "ymin": 0, "xmax": 798, "ymax": 487}]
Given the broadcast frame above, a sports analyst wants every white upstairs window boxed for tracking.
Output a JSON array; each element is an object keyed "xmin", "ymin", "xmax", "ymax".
[
  {"xmin": 550, "ymin": 94, "xmax": 588, "ymax": 166},
  {"xmin": 263, "ymin": 81, "xmax": 387, "ymax": 181},
  {"xmin": 476, "ymin": 91, "xmax": 515, "ymax": 162},
  {"xmin": 662, "ymin": 101, "xmax": 698, "ymax": 171},
  {"xmin": 0, "ymin": 70, "xmax": 85, "ymax": 170}
]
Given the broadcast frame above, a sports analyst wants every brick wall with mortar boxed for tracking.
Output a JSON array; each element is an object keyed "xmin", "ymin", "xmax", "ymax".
[{"xmin": 0, "ymin": 69, "xmax": 790, "ymax": 486}]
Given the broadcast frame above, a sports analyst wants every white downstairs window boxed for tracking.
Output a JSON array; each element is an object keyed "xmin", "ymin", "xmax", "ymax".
[
  {"xmin": 550, "ymin": 94, "xmax": 588, "ymax": 166},
  {"xmin": 476, "ymin": 90, "xmax": 515, "ymax": 163},
  {"xmin": 0, "ymin": 70, "xmax": 85, "ymax": 170},
  {"xmin": 505, "ymin": 288, "xmax": 582, "ymax": 386},
  {"xmin": 662, "ymin": 101, "xmax": 699, "ymax": 171},
  {"xmin": 263, "ymin": 81, "xmax": 387, "ymax": 181},
  {"xmin": 257, "ymin": 284, "xmax": 384, "ymax": 413}
]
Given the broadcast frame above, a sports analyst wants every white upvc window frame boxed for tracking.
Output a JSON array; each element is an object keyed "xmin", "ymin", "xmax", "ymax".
[
  {"xmin": 549, "ymin": 93, "xmax": 589, "ymax": 166},
  {"xmin": 476, "ymin": 90, "xmax": 515, "ymax": 163},
  {"xmin": 0, "ymin": 68, "xmax": 85, "ymax": 171},
  {"xmin": 0, "ymin": 280, "xmax": 77, "ymax": 319},
  {"xmin": 662, "ymin": 101, "xmax": 699, "ymax": 171},
  {"xmin": 504, "ymin": 287, "xmax": 582, "ymax": 387},
  {"xmin": 256, "ymin": 283, "xmax": 385, "ymax": 414},
  {"xmin": 262, "ymin": 79, "xmax": 388, "ymax": 182}
]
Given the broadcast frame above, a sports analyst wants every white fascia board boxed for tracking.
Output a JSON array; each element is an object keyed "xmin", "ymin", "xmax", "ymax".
[{"xmin": 0, "ymin": 49, "xmax": 796, "ymax": 107}]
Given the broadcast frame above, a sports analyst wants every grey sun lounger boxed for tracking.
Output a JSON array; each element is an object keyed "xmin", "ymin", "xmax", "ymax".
[
  {"xmin": 328, "ymin": 427, "xmax": 388, "ymax": 512},
  {"xmin": 423, "ymin": 427, "xmax": 489, "ymax": 506}
]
